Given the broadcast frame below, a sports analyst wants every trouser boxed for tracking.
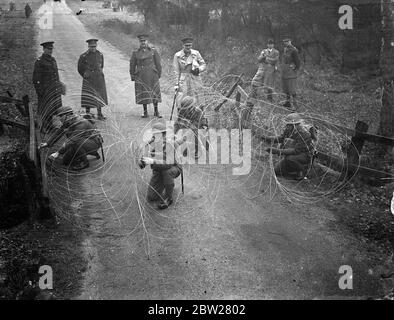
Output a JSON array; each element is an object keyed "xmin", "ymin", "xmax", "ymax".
[
  {"xmin": 147, "ymin": 166, "xmax": 181, "ymax": 201},
  {"xmin": 281, "ymin": 77, "xmax": 298, "ymax": 109},
  {"xmin": 250, "ymin": 70, "xmax": 274, "ymax": 102},
  {"xmin": 60, "ymin": 139, "xmax": 100, "ymax": 166},
  {"xmin": 142, "ymin": 103, "xmax": 159, "ymax": 115},
  {"xmin": 274, "ymin": 153, "xmax": 310, "ymax": 178}
]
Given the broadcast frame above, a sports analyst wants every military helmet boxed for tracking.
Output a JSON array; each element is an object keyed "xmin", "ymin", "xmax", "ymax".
[
  {"xmin": 180, "ymin": 96, "xmax": 196, "ymax": 110},
  {"xmin": 284, "ymin": 113, "xmax": 302, "ymax": 125}
]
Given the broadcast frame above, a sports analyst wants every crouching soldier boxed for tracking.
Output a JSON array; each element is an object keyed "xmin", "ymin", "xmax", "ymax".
[
  {"xmin": 138, "ymin": 122, "xmax": 184, "ymax": 209},
  {"xmin": 39, "ymin": 106, "xmax": 103, "ymax": 171},
  {"xmin": 260, "ymin": 113, "xmax": 315, "ymax": 180},
  {"xmin": 174, "ymin": 95, "xmax": 208, "ymax": 159}
]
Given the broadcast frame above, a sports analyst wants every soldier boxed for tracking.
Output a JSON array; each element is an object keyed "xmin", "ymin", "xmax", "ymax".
[
  {"xmin": 261, "ymin": 113, "xmax": 315, "ymax": 180},
  {"xmin": 130, "ymin": 34, "xmax": 162, "ymax": 118},
  {"xmin": 78, "ymin": 39, "xmax": 108, "ymax": 120},
  {"xmin": 173, "ymin": 37, "xmax": 206, "ymax": 104},
  {"xmin": 174, "ymin": 95, "xmax": 208, "ymax": 159},
  {"xmin": 249, "ymin": 39, "xmax": 279, "ymax": 104},
  {"xmin": 39, "ymin": 106, "xmax": 103, "ymax": 171},
  {"xmin": 138, "ymin": 122, "xmax": 184, "ymax": 209},
  {"xmin": 32, "ymin": 41, "xmax": 65, "ymax": 131},
  {"xmin": 25, "ymin": 3, "xmax": 32, "ymax": 18},
  {"xmin": 281, "ymin": 38, "xmax": 301, "ymax": 110}
]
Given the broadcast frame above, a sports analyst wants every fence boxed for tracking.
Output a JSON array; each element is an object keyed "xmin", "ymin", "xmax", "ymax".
[{"xmin": 0, "ymin": 94, "xmax": 52, "ymax": 220}]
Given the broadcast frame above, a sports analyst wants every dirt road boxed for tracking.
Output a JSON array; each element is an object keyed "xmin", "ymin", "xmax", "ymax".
[{"xmin": 35, "ymin": 0, "xmax": 387, "ymax": 299}]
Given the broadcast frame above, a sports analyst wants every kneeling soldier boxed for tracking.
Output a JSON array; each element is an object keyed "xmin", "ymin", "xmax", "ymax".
[
  {"xmin": 39, "ymin": 106, "xmax": 103, "ymax": 171},
  {"xmin": 260, "ymin": 113, "xmax": 314, "ymax": 180},
  {"xmin": 138, "ymin": 122, "xmax": 184, "ymax": 210}
]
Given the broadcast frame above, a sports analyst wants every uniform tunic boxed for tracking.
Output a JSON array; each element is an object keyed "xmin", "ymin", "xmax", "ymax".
[
  {"xmin": 78, "ymin": 50, "xmax": 108, "ymax": 109},
  {"xmin": 129, "ymin": 46, "xmax": 162, "ymax": 105},
  {"xmin": 252, "ymin": 48, "xmax": 280, "ymax": 90},
  {"xmin": 173, "ymin": 49, "xmax": 206, "ymax": 100},
  {"xmin": 32, "ymin": 53, "xmax": 62, "ymax": 116},
  {"xmin": 281, "ymin": 45, "xmax": 301, "ymax": 95}
]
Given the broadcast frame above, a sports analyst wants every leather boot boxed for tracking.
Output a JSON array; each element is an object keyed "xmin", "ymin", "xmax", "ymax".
[
  {"xmin": 153, "ymin": 104, "xmax": 162, "ymax": 118},
  {"xmin": 97, "ymin": 107, "xmax": 106, "ymax": 120},
  {"xmin": 141, "ymin": 104, "xmax": 148, "ymax": 118}
]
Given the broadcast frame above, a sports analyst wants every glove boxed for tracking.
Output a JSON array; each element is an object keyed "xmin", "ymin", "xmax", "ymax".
[
  {"xmin": 138, "ymin": 158, "xmax": 146, "ymax": 169},
  {"xmin": 49, "ymin": 152, "xmax": 59, "ymax": 160},
  {"xmin": 141, "ymin": 157, "xmax": 155, "ymax": 165},
  {"xmin": 191, "ymin": 68, "xmax": 200, "ymax": 76},
  {"xmin": 39, "ymin": 142, "xmax": 48, "ymax": 150}
]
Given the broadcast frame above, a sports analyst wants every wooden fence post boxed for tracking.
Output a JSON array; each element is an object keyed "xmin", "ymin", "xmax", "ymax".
[{"xmin": 346, "ymin": 120, "xmax": 369, "ymax": 177}]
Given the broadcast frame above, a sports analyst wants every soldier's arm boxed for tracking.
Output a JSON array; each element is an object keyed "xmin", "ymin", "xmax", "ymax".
[
  {"xmin": 293, "ymin": 49, "xmax": 301, "ymax": 71},
  {"xmin": 54, "ymin": 59, "xmax": 60, "ymax": 82},
  {"xmin": 100, "ymin": 53, "xmax": 104, "ymax": 70},
  {"xmin": 196, "ymin": 51, "xmax": 206, "ymax": 73},
  {"xmin": 77, "ymin": 55, "xmax": 85, "ymax": 77},
  {"xmin": 129, "ymin": 52, "xmax": 137, "ymax": 80},
  {"xmin": 153, "ymin": 49, "xmax": 162, "ymax": 78},
  {"xmin": 32, "ymin": 60, "xmax": 44, "ymax": 94},
  {"xmin": 173, "ymin": 54, "xmax": 180, "ymax": 84},
  {"xmin": 45, "ymin": 126, "xmax": 66, "ymax": 148},
  {"xmin": 257, "ymin": 50, "xmax": 266, "ymax": 63}
]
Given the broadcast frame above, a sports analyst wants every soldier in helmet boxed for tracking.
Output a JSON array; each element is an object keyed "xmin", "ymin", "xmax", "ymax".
[
  {"xmin": 174, "ymin": 95, "xmax": 208, "ymax": 159},
  {"xmin": 138, "ymin": 121, "xmax": 185, "ymax": 209},
  {"xmin": 173, "ymin": 37, "xmax": 206, "ymax": 104},
  {"xmin": 260, "ymin": 113, "xmax": 315, "ymax": 180},
  {"xmin": 39, "ymin": 106, "xmax": 103, "ymax": 171},
  {"xmin": 78, "ymin": 39, "xmax": 108, "ymax": 120},
  {"xmin": 130, "ymin": 34, "xmax": 162, "ymax": 118},
  {"xmin": 32, "ymin": 41, "xmax": 65, "ymax": 131},
  {"xmin": 281, "ymin": 38, "xmax": 301, "ymax": 110}
]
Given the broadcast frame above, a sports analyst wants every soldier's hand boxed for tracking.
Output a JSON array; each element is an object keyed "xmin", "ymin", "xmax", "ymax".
[
  {"xmin": 39, "ymin": 142, "xmax": 48, "ymax": 150},
  {"xmin": 49, "ymin": 151, "xmax": 59, "ymax": 160},
  {"xmin": 174, "ymin": 85, "xmax": 179, "ymax": 91},
  {"xmin": 191, "ymin": 68, "xmax": 200, "ymax": 76},
  {"xmin": 141, "ymin": 157, "xmax": 155, "ymax": 165}
]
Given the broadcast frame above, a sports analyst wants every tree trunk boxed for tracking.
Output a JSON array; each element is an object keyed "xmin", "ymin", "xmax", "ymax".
[{"xmin": 379, "ymin": 0, "xmax": 394, "ymax": 145}]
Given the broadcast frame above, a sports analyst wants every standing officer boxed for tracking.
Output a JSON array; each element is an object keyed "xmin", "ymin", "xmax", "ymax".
[
  {"xmin": 78, "ymin": 39, "xmax": 108, "ymax": 120},
  {"xmin": 249, "ymin": 39, "xmax": 279, "ymax": 103},
  {"xmin": 173, "ymin": 37, "xmax": 206, "ymax": 104},
  {"xmin": 281, "ymin": 38, "xmax": 301, "ymax": 110},
  {"xmin": 130, "ymin": 34, "xmax": 162, "ymax": 118},
  {"xmin": 32, "ymin": 41, "xmax": 65, "ymax": 131},
  {"xmin": 138, "ymin": 122, "xmax": 184, "ymax": 210}
]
